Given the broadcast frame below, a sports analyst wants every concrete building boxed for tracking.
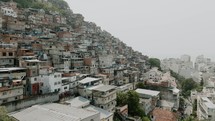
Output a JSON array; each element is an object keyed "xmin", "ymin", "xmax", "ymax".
[
  {"xmin": 85, "ymin": 105, "xmax": 114, "ymax": 121},
  {"xmin": 135, "ymin": 88, "xmax": 160, "ymax": 114},
  {"xmin": 116, "ymin": 83, "xmax": 133, "ymax": 93},
  {"xmin": 62, "ymin": 73, "xmax": 79, "ymax": 95},
  {"xmin": 84, "ymin": 57, "xmax": 99, "ymax": 75},
  {"xmin": 65, "ymin": 96, "xmax": 114, "ymax": 121},
  {"xmin": 92, "ymin": 85, "xmax": 117, "ymax": 112},
  {"xmin": 197, "ymin": 96, "xmax": 215, "ymax": 121},
  {"xmin": 148, "ymin": 72, "xmax": 179, "ymax": 110},
  {"xmin": 78, "ymin": 77, "xmax": 102, "ymax": 99},
  {"xmin": 3, "ymin": 16, "xmax": 25, "ymax": 31},
  {"xmin": 71, "ymin": 52, "xmax": 84, "ymax": 72},
  {"xmin": 60, "ymin": 77, "xmax": 70, "ymax": 95},
  {"xmin": 40, "ymin": 72, "xmax": 62, "ymax": 94},
  {"xmin": 99, "ymin": 55, "xmax": 113, "ymax": 68},
  {"xmin": 10, "ymin": 103, "xmax": 100, "ymax": 121},
  {"xmin": 180, "ymin": 54, "xmax": 191, "ymax": 62},
  {"xmin": 0, "ymin": 67, "xmax": 26, "ymax": 104},
  {"xmin": 161, "ymin": 56, "xmax": 193, "ymax": 75},
  {"xmin": 65, "ymin": 96, "xmax": 91, "ymax": 108},
  {"xmin": 1, "ymin": 6, "xmax": 17, "ymax": 18},
  {"xmin": 0, "ymin": 46, "xmax": 16, "ymax": 67},
  {"xmin": 144, "ymin": 67, "xmax": 162, "ymax": 81}
]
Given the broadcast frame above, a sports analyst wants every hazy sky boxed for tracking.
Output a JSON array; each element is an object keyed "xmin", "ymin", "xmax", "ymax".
[{"xmin": 65, "ymin": 0, "xmax": 215, "ymax": 60}]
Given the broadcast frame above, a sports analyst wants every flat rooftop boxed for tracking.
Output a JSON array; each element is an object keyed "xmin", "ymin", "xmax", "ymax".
[
  {"xmin": 0, "ymin": 67, "xmax": 26, "ymax": 72},
  {"xmin": 85, "ymin": 105, "xmax": 113, "ymax": 120},
  {"xmin": 65, "ymin": 96, "xmax": 90, "ymax": 108},
  {"xmin": 10, "ymin": 103, "xmax": 99, "ymax": 121},
  {"xmin": 93, "ymin": 85, "xmax": 116, "ymax": 92},
  {"xmin": 135, "ymin": 88, "xmax": 160, "ymax": 97},
  {"xmin": 25, "ymin": 59, "xmax": 41, "ymax": 62},
  {"xmin": 79, "ymin": 77, "xmax": 101, "ymax": 84}
]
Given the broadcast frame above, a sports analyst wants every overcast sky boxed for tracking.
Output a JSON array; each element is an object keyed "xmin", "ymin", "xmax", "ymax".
[{"xmin": 65, "ymin": 0, "xmax": 215, "ymax": 60}]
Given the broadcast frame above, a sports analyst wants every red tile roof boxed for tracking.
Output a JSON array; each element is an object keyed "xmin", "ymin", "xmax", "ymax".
[{"xmin": 151, "ymin": 108, "xmax": 177, "ymax": 121}]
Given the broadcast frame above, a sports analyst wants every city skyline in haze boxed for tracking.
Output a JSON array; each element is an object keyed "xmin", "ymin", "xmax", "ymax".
[{"xmin": 65, "ymin": 0, "xmax": 215, "ymax": 61}]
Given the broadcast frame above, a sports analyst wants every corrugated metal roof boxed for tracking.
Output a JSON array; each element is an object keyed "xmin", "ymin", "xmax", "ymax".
[
  {"xmin": 65, "ymin": 96, "xmax": 90, "ymax": 108},
  {"xmin": 10, "ymin": 103, "xmax": 99, "ymax": 121},
  {"xmin": 79, "ymin": 77, "xmax": 100, "ymax": 84},
  {"xmin": 135, "ymin": 88, "xmax": 160, "ymax": 96}
]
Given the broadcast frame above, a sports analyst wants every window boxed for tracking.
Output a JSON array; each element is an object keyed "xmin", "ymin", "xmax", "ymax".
[
  {"xmin": 32, "ymin": 71, "xmax": 36, "ymax": 75},
  {"xmin": 9, "ymin": 59, "xmax": 12, "ymax": 63},
  {"xmin": 54, "ymin": 82, "xmax": 57, "ymax": 85},
  {"xmin": 2, "ymin": 52, "xmax": 6, "ymax": 56},
  {"xmin": 3, "ymin": 92, "xmax": 7, "ymax": 95},
  {"xmin": 34, "ymin": 78, "xmax": 37, "ymax": 81},
  {"xmin": 9, "ymin": 52, "xmax": 13, "ymax": 56},
  {"xmin": 64, "ymin": 87, "xmax": 67, "ymax": 89}
]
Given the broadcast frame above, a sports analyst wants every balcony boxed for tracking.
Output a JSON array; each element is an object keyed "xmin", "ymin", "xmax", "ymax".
[
  {"xmin": 93, "ymin": 90, "xmax": 116, "ymax": 98},
  {"xmin": 0, "ymin": 85, "xmax": 23, "ymax": 92},
  {"xmin": 94, "ymin": 93, "xmax": 117, "ymax": 104}
]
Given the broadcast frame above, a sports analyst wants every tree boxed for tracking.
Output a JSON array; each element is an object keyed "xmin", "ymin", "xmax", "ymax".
[
  {"xmin": 142, "ymin": 116, "xmax": 150, "ymax": 121},
  {"xmin": 0, "ymin": 106, "xmax": 16, "ymax": 121},
  {"xmin": 116, "ymin": 91, "xmax": 149, "ymax": 120},
  {"xmin": 136, "ymin": 82, "xmax": 145, "ymax": 89},
  {"xmin": 116, "ymin": 92, "xmax": 128, "ymax": 106},
  {"xmin": 182, "ymin": 116, "xmax": 195, "ymax": 121},
  {"xmin": 181, "ymin": 78, "xmax": 198, "ymax": 97},
  {"xmin": 148, "ymin": 58, "xmax": 161, "ymax": 70},
  {"xmin": 127, "ymin": 91, "xmax": 145, "ymax": 117}
]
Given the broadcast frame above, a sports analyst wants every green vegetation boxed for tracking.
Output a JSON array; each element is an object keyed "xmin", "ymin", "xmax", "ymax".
[
  {"xmin": 142, "ymin": 117, "xmax": 150, "ymax": 121},
  {"xmin": 181, "ymin": 78, "xmax": 198, "ymax": 97},
  {"xmin": 181, "ymin": 116, "xmax": 196, "ymax": 121},
  {"xmin": 127, "ymin": 91, "xmax": 145, "ymax": 117},
  {"xmin": 148, "ymin": 58, "xmax": 161, "ymax": 70},
  {"xmin": 0, "ymin": 107, "xmax": 16, "ymax": 121},
  {"xmin": 136, "ymin": 82, "xmax": 145, "ymax": 89},
  {"xmin": 170, "ymin": 70, "xmax": 203, "ymax": 97},
  {"xmin": 136, "ymin": 82, "xmax": 163, "ymax": 91},
  {"xmin": 116, "ymin": 92, "xmax": 127, "ymax": 107},
  {"xmin": 116, "ymin": 91, "xmax": 148, "ymax": 120}
]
